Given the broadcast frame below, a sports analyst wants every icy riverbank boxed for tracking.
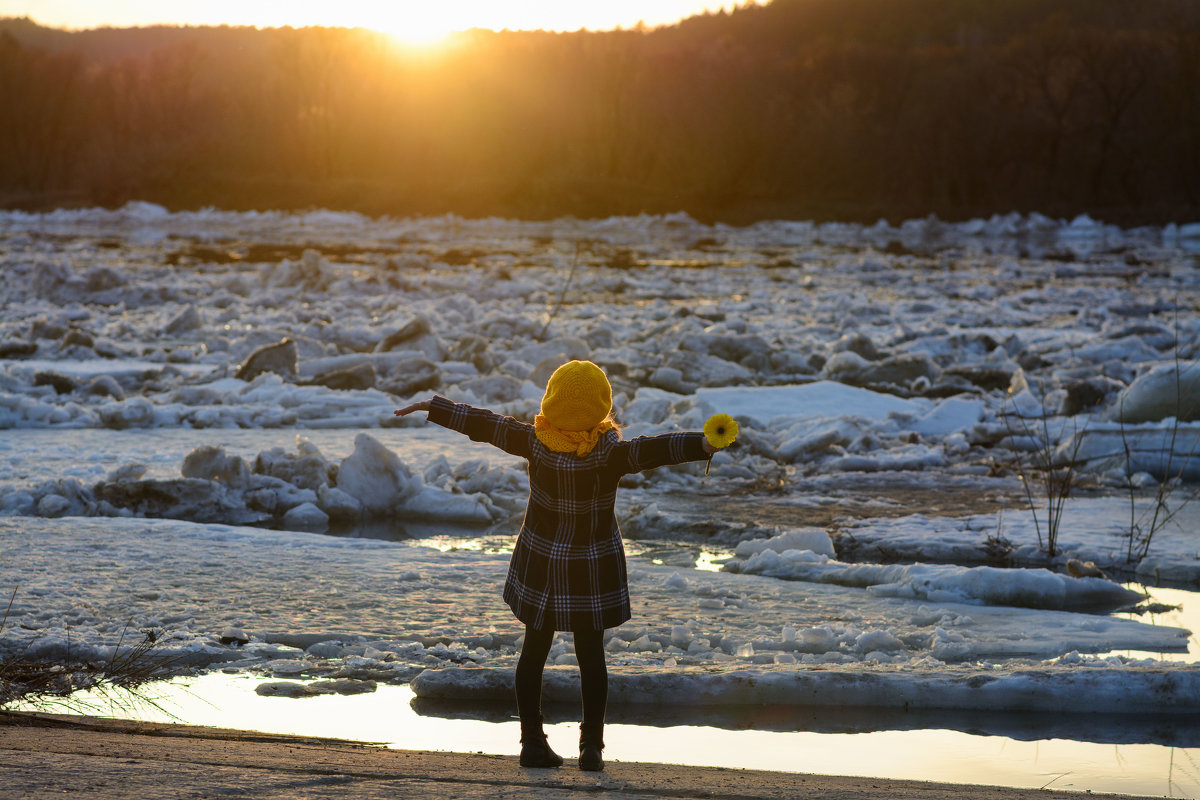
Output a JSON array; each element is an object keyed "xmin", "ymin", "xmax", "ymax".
[
  {"xmin": 3, "ymin": 515, "xmax": 1196, "ymax": 716},
  {"xmin": 2, "ymin": 203, "xmax": 1199, "ymax": 728}
]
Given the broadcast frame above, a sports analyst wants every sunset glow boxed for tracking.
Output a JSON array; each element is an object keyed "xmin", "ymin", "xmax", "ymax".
[
  {"xmin": 363, "ymin": 6, "xmax": 464, "ymax": 48},
  {"xmin": 0, "ymin": 0, "xmax": 761, "ymax": 44}
]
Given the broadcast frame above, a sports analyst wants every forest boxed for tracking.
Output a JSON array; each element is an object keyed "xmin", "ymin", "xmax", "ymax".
[{"xmin": 1, "ymin": 0, "xmax": 1199, "ymax": 225}]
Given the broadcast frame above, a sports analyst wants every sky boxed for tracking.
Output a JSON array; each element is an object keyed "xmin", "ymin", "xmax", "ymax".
[{"xmin": 0, "ymin": 1, "xmax": 761, "ymax": 45}]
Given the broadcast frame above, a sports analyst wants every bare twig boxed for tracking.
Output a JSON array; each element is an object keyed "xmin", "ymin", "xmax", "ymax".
[
  {"xmin": 1005, "ymin": 383, "xmax": 1084, "ymax": 558},
  {"xmin": 0, "ymin": 586, "xmax": 14, "ymax": 633},
  {"xmin": 538, "ymin": 241, "xmax": 583, "ymax": 341}
]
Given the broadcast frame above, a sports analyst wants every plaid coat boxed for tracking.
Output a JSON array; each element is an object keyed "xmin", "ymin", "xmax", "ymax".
[{"xmin": 427, "ymin": 395, "xmax": 708, "ymax": 632}]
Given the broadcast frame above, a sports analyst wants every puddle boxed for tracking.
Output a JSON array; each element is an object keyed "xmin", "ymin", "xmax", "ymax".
[
  {"xmin": 28, "ymin": 672, "xmax": 1200, "ymax": 797},
  {"xmin": 1114, "ymin": 584, "xmax": 1200, "ymax": 662}
]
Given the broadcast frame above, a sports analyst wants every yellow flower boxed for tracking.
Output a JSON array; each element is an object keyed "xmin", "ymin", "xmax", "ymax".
[{"xmin": 704, "ymin": 414, "xmax": 739, "ymax": 449}]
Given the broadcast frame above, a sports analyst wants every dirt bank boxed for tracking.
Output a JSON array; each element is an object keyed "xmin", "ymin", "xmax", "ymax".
[{"xmin": 0, "ymin": 712, "xmax": 1153, "ymax": 799}]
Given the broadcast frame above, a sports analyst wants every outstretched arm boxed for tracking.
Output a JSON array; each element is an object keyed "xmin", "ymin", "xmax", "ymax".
[
  {"xmin": 407, "ymin": 395, "xmax": 536, "ymax": 459},
  {"xmin": 617, "ymin": 431, "xmax": 711, "ymax": 474}
]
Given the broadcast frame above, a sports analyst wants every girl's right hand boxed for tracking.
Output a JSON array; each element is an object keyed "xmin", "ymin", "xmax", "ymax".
[{"xmin": 394, "ymin": 399, "xmax": 432, "ymax": 416}]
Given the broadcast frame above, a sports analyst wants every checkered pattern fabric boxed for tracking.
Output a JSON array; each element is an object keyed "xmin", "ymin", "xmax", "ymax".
[{"xmin": 428, "ymin": 395, "xmax": 708, "ymax": 631}]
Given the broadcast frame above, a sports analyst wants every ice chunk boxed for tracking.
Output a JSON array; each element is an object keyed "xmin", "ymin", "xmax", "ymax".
[
  {"xmin": 734, "ymin": 529, "xmax": 835, "ymax": 559},
  {"xmin": 282, "ymin": 502, "xmax": 329, "ymax": 532},
  {"xmin": 697, "ymin": 381, "xmax": 925, "ymax": 427},
  {"xmin": 798, "ymin": 626, "xmax": 840, "ymax": 651},
  {"xmin": 854, "ymin": 629, "xmax": 905, "ymax": 652},
  {"xmin": 336, "ymin": 433, "xmax": 418, "ymax": 513},
  {"xmin": 664, "ymin": 572, "xmax": 689, "ymax": 590},
  {"xmin": 728, "ymin": 555, "xmax": 1145, "ymax": 613},
  {"xmin": 400, "ymin": 663, "xmax": 1200, "ymax": 714},
  {"xmin": 1109, "ymin": 363, "xmax": 1200, "ymax": 424},
  {"xmin": 97, "ymin": 397, "xmax": 155, "ymax": 429},
  {"xmin": 317, "ymin": 485, "xmax": 363, "ymax": 521},
  {"xmin": 306, "ymin": 642, "xmax": 344, "ymax": 658},
  {"xmin": 402, "ymin": 485, "xmax": 493, "ymax": 524},
  {"xmin": 670, "ymin": 626, "xmax": 693, "ymax": 648},
  {"xmin": 912, "ymin": 396, "xmax": 985, "ymax": 437}
]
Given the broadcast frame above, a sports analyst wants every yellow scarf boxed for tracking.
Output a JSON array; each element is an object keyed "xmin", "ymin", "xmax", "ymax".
[{"xmin": 534, "ymin": 415, "xmax": 615, "ymax": 457}]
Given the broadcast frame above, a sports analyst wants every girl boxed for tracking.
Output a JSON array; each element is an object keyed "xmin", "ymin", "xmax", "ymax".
[{"xmin": 394, "ymin": 360, "xmax": 723, "ymax": 771}]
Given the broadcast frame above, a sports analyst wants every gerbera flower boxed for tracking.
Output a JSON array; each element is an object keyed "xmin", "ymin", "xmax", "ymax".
[
  {"xmin": 703, "ymin": 413, "xmax": 739, "ymax": 475},
  {"xmin": 704, "ymin": 414, "xmax": 739, "ymax": 449}
]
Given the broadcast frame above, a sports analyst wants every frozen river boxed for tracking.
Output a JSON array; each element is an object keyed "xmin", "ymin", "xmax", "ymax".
[{"xmin": 3, "ymin": 203, "xmax": 1200, "ymax": 795}]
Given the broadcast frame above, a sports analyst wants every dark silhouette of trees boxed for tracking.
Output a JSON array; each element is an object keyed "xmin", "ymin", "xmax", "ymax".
[{"xmin": 0, "ymin": 0, "xmax": 1198, "ymax": 224}]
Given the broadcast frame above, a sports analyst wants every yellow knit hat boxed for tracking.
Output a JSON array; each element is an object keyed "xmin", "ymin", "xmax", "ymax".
[{"xmin": 534, "ymin": 360, "xmax": 614, "ymax": 456}]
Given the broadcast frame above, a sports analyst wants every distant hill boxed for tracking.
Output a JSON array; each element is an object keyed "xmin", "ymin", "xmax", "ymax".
[{"xmin": 2, "ymin": 0, "xmax": 1198, "ymax": 224}]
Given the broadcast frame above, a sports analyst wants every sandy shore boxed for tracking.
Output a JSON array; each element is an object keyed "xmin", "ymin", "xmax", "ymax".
[{"xmin": 0, "ymin": 712, "xmax": 1156, "ymax": 800}]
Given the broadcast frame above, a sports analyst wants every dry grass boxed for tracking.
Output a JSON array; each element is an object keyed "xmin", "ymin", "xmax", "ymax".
[
  {"xmin": 0, "ymin": 587, "xmax": 179, "ymax": 719},
  {"xmin": 1003, "ymin": 390, "xmax": 1086, "ymax": 559}
]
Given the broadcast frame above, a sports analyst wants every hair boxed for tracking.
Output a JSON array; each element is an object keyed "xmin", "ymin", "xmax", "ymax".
[{"xmin": 602, "ymin": 411, "xmax": 623, "ymax": 437}]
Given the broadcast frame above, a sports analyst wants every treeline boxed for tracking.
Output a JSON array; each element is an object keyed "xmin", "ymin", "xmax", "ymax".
[{"xmin": 2, "ymin": 0, "xmax": 1199, "ymax": 224}]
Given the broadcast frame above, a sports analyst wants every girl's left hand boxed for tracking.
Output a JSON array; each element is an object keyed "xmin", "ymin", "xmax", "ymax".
[{"xmin": 394, "ymin": 399, "xmax": 432, "ymax": 416}]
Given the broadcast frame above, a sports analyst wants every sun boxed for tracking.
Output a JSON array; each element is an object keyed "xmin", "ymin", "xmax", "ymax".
[{"xmin": 368, "ymin": 6, "xmax": 464, "ymax": 48}]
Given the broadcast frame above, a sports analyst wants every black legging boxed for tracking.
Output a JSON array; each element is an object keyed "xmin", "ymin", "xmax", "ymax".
[{"xmin": 515, "ymin": 626, "xmax": 607, "ymax": 728}]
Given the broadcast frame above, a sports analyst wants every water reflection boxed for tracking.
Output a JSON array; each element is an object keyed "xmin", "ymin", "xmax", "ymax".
[
  {"xmin": 413, "ymin": 696, "xmax": 1200, "ymax": 748},
  {"xmin": 1116, "ymin": 584, "xmax": 1200, "ymax": 662},
  {"xmin": 42, "ymin": 673, "xmax": 1200, "ymax": 798}
]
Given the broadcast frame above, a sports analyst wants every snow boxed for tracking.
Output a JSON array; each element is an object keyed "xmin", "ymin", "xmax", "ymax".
[
  {"xmin": 696, "ymin": 382, "xmax": 923, "ymax": 426},
  {"xmin": 2, "ymin": 515, "xmax": 1195, "ymax": 714},
  {"xmin": 732, "ymin": 528, "xmax": 837, "ymax": 559},
  {"xmin": 912, "ymin": 396, "xmax": 986, "ymax": 436},
  {"xmin": 726, "ymin": 553, "xmax": 1145, "ymax": 612},
  {"xmin": 2, "ymin": 203, "xmax": 1200, "ymax": 742}
]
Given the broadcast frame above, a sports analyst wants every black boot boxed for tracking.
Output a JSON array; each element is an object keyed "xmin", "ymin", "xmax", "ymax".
[
  {"xmin": 519, "ymin": 716, "xmax": 563, "ymax": 768},
  {"xmin": 578, "ymin": 722, "xmax": 604, "ymax": 771}
]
